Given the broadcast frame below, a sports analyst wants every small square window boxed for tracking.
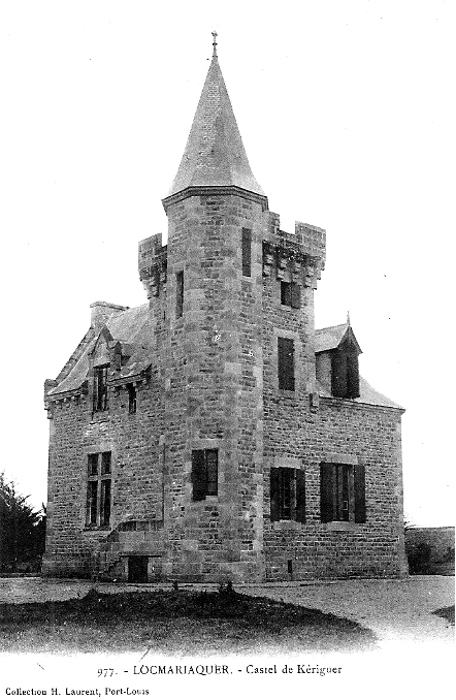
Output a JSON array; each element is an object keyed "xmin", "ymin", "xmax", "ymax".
[{"xmin": 281, "ymin": 281, "xmax": 301, "ymax": 309}]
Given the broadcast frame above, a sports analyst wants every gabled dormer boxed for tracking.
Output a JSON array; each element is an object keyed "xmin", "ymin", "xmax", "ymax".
[{"xmin": 315, "ymin": 321, "xmax": 362, "ymax": 399}]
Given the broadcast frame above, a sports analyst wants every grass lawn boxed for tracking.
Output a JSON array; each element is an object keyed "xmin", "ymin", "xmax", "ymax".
[{"xmin": 0, "ymin": 587, "xmax": 377, "ymax": 655}]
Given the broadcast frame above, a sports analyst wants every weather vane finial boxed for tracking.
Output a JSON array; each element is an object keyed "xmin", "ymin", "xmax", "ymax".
[
  {"xmin": 211, "ymin": 30, "xmax": 218, "ymax": 58},
  {"xmin": 347, "ymin": 310, "xmax": 351, "ymax": 326}
]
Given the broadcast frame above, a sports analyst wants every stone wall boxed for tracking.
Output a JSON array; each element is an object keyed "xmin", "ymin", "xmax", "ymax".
[
  {"xmin": 160, "ymin": 192, "xmax": 266, "ymax": 582},
  {"xmin": 42, "ymin": 372, "xmax": 164, "ymax": 578}
]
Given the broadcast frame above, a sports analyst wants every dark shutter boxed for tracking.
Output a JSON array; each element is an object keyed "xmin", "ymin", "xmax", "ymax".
[
  {"xmin": 242, "ymin": 228, "xmax": 252, "ymax": 277},
  {"xmin": 270, "ymin": 468, "xmax": 280, "ymax": 521},
  {"xmin": 291, "ymin": 283, "xmax": 301, "ymax": 309},
  {"xmin": 354, "ymin": 464, "xmax": 366, "ymax": 523},
  {"xmin": 347, "ymin": 350, "xmax": 360, "ymax": 398},
  {"xmin": 205, "ymin": 449, "xmax": 218, "ymax": 496},
  {"xmin": 331, "ymin": 349, "xmax": 347, "ymax": 398},
  {"xmin": 278, "ymin": 337, "xmax": 295, "ymax": 390},
  {"xmin": 295, "ymin": 469, "xmax": 306, "ymax": 523},
  {"xmin": 192, "ymin": 450, "xmax": 206, "ymax": 501},
  {"xmin": 320, "ymin": 463, "xmax": 334, "ymax": 523}
]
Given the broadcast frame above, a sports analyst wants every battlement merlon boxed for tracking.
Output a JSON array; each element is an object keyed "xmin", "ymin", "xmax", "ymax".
[
  {"xmin": 263, "ymin": 213, "xmax": 326, "ymax": 289},
  {"xmin": 138, "ymin": 234, "xmax": 168, "ymax": 299}
]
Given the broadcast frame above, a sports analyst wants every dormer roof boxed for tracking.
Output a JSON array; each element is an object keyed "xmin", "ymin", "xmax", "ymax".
[
  {"xmin": 164, "ymin": 48, "xmax": 265, "ymax": 205},
  {"xmin": 314, "ymin": 323, "xmax": 362, "ymax": 355}
]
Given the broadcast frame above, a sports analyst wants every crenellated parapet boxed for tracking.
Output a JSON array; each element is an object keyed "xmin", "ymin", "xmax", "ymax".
[
  {"xmin": 138, "ymin": 233, "xmax": 168, "ymax": 299},
  {"xmin": 262, "ymin": 212, "xmax": 326, "ymax": 289}
]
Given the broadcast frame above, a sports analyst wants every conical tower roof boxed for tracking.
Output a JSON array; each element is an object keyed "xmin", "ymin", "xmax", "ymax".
[{"xmin": 164, "ymin": 39, "xmax": 266, "ymax": 207}]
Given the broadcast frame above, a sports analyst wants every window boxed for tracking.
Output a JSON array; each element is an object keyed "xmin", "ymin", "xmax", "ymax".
[
  {"xmin": 242, "ymin": 228, "xmax": 252, "ymax": 277},
  {"xmin": 86, "ymin": 451, "xmax": 112, "ymax": 527},
  {"xmin": 127, "ymin": 383, "xmax": 137, "ymax": 414},
  {"xmin": 192, "ymin": 449, "xmax": 218, "ymax": 500},
  {"xmin": 270, "ymin": 467, "xmax": 306, "ymax": 522},
  {"xmin": 93, "ymin": 365, "xmax": 109, "ymax": 412},
  {"xmin": 278, "ymin": 337, "xmax": 295, "ymax": 391},
  {"xmin": 320, "ymin": 463, "xmax": 366, "ymax": 523},
  {"xmin": 176, "ymin": 270, "xmax": 184, "ymax": 318},
  {"xmin": 280, "ymin": 281, "xmax": 301, "ymax": 309}
]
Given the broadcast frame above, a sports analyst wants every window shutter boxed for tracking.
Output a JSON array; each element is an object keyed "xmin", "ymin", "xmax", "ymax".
[
  {"xmin": 291, "ymin": 283, "xmax": 301, "ymax": 309},
  {"xmin": 205, "ymin": 449, "xmax": 218, "ymax": 496},
  {"xmin": 354, "ymin": 464, "xmax": 366, "ymax": 523},
  {"xmin": 320, "ymin": 463, "xmax": 334, "ymax": 523},
  {"xmin": 331, "ymin": 349, "xmax": 347, "ymax": 398},
  {"xmin": 242, "ymin": 228, "xmax": 252, "ymax": 277},
  {"xmin": 278, "ymin": 337, "xmax": 295, "ymax": 391},
  {"xmin": 270, "ymin": 468, "xmax": 280, "ymax": 521},
  {"xmin": 347, "ymin": 350, "xmax": 360, "ymax": 398},
  {"xmin": 295, "ymin": 469, "xmax": 306, "ymax": 523},
  {"xmin": 191, "ymin": 450, "xmax": 206, "ymax": 501}
]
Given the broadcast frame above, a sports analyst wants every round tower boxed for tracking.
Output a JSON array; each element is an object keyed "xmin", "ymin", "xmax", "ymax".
[{"xmin": 160, "ymin": 38, "xmax": 268, "ymax": 581}]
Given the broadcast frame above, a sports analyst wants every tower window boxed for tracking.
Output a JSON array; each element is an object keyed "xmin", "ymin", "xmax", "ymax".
[
  {"xmin": 270, "ymin": 467, "xmax": 306, "ymax": 522},
  {"xmin": 176, "ymin": 270, "xmax": 184, "ymax": 318},
  {"xmin": 278, "ymin": 337, "xmax": 295, "ymax": 391},
  {"xmin": 281, "ymin": 281, "xmax": 301, "ymax": 309},
  {"xmin": 93, "ymin": 365, "xmax": 109, "ymax": 412},
  {"xmin": 192, "ymin": 449, "xmax": 218, "ymax": 500},
  {"xmin": 242, "ymin": 228, "xmax": 252, "ymax": 277},
  {"xmin": 320, "ymin": 463, "xmax": 366, "ymax": 523},
  {"xmin": 86, "ymin": 451, "xmax": 112, "ymax": 528},
  {"xmin": 127, "ymin": 383, "xmax": 137, "ymax": 414}
]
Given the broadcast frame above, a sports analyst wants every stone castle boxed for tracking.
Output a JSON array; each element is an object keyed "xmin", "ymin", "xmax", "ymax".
[{"xmin": 43, "ymin": 39, "xmax": 407, "ymax": 582}]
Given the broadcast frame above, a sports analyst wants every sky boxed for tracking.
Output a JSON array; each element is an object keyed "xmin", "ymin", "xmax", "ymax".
[{"xmin": 0, "ymin": 0, "xmax": 454, "ymax": 526}]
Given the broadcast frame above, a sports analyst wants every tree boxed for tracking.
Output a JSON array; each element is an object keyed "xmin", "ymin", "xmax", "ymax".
[{"xmin": 0, "ymin": 471, "xmax": 46, "ymax": 572}]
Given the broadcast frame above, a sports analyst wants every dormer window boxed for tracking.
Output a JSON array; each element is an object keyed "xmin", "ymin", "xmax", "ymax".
[
  {"xmin": 93, "ymin": 365, "xmax": 109, "ymax": 412},
  {"xmin": 315, "ymin": 323, "xmax": 361, "ymax": 400}
]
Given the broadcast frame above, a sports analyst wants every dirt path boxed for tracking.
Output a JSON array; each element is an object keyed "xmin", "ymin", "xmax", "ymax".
[{"xmin": 0, "ymin": 575, "xmax": 453, "ymax": 649}]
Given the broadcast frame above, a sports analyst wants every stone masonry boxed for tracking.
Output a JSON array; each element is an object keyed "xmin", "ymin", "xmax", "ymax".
[{"xmin": 42, "ymin": 41, "xmax": 408, "ymax": 582}]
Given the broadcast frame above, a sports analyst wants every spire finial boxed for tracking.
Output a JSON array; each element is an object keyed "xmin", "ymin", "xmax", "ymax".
[
  {"xmin": 211, "ymin": 30, "xmax": 218, "ymax": 58},
  {"xmin": 347, "ymin": 310, "xmax": 351, "ymax": 326}
]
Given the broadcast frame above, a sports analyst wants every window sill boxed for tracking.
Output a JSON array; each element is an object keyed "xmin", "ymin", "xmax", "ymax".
[
  {"xmin": 271, "ymin": 520, "xmax": 303, "ymax": 531},
  {"xmin": 83, "ymin": 526, "xmax": 111, "ymax": 532},
  {"xmin": 322, "ymin": 521, "xmax": 362, "ymax": 531}
]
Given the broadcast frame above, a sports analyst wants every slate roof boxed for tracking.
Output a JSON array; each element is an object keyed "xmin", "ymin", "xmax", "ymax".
[
  {"xmin": 48, "ymin": 304, "xmax": 153, "ymax": 396},
  {"xmin": 317, "ymin": 376, "xmax": 403, "ymax": 410},
  {"xmin": 166, "ymin": 54, "xmax": 265, "ymax": 199},
  {"xmin": 314, "ymin": 323, "xmax": 362, "ymax": 354}
]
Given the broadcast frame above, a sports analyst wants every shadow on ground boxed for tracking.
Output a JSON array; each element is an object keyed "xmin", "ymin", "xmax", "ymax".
[
  {"xmin": 0, "ymin": 588, "xmax": 377, "ymax": 655},
  {"xmin": 432, "ymin": 605, "xmax": 455, "ymax": 626}
]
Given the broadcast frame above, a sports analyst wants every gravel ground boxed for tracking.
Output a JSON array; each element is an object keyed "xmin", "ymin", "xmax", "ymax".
[{"xmin": 0, "ymin": 575, "xmax": 453, "ymax": 649}]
